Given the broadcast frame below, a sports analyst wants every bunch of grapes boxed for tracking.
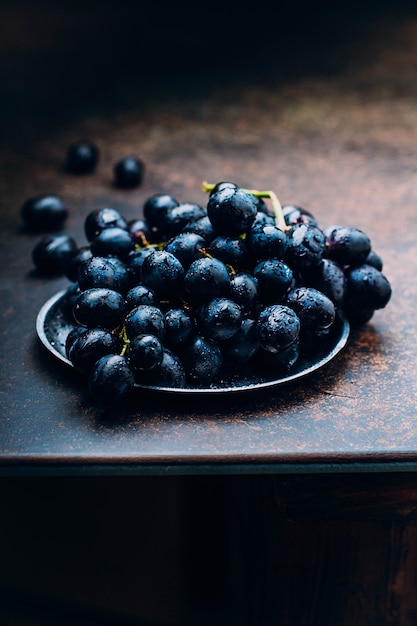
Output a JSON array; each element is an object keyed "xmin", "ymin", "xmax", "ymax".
[{"xmin": 30, "ymin": 181, "xmax": 392, "ymax": 404}]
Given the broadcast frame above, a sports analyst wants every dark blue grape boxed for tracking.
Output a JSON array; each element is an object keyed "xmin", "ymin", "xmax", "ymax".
[
  {"xmin": 90, "ymin": 226, "xmax": 135, "ymax": 261},
  {"xmin": 257, "ymin": 305, "xmax": 301, "ymax": 353},
  {"xmin": 141, "ymin": 249, "xmax": 185, "ymax": 299},
  {"xmin": 247, "ymin": 223, "xmax": 287, "ymax": 262},
  {"xmin": 253, "ymin": 258, "xmax": 293, "ymax": 304},
  {"xmin": 73, "ymin": 288, "xmax": 127, "ymax": 330},
  {"xmin": 126, "ymin": 247, "xmax": 156, "ymax": 285},
  {"xmin": 143, "ymin": 193, "xmax": 179, "ymax": 232},
  {"xmin": 32, "ymin": 234, "xmax": 78, "ymax": 275},
  {"xmin": 285, "ymin": 223, "xmax": 326, "ymax": 271},
  {"xmin": 21, "ymin": 195, "xmax": 68, "ymax": 231},
  {"xmin": 65, "ymin": 325, "xmax": 88, "ymax": 358},
  {"xmin": 78, "ymin": 255, "xmax": 129, "ymax": 294},
  {"xmin": 127, "ymin": 334, "xmax": 164, "ymax": 371},
  {"xmin": 365, "ymin": 250, "xmax": 383, "ymax": 271},
  {"xmin": 308, "ymin": 258, "xmax": 346, "ymax": 308},
  {"xmin": 285, "ymin": 286, "xmax": 336, "ymax": 332},
  {"xmin": 229, "ymin": 272, "xmax": 259, "ymax": 313},
  {"xmin": 124, "ymin": 304, "xmax": 165, "ymax": 341},
  {"xmin": 345, "ymin": 264, "xmax": 391, "ymax": 310},
  {"xmin": 183, "ymin": 256, "xmax": 230, "ymax": 304},
  {"xmin": 282, "ymin": 204, "xmax": 318, "ymax": 227},
  {"xmin": 136, "ymin": 349, "xmax": 186, "ymax": 388},
  {"xmin": 257, "ymin": 339, "xmax": 300, "ymax": 370},
  {"xmin": 66, "ymin": 142, "xmax": 99, "ymax": 174},
  {"xmin": 324, "ymin": 225, "xmax": 371, "ymax": 266},
  {"xmin": 198, "ymin": 297, "xmax": 242, "ymax": 341},
  {"xmin": 164, "ymin": 202, "xmax": 207, "ymax": 238},
  {"xmin": 125, "ymin": 285, "xmax": 159, "ymax": 309},
  {"xmin": 165, "ymin": 232, "xmax": 206, "ymax": 269},
  {"xmin": 164, "ymin": 308, "xmax": 194, "ymax": 348},
  {"xmin": 207, "ymin": 235, "xmax": 249, "ymax": 268},
  {"xmin": 252, "ymin": 211, "xmax": 276, "ymax": 228},
  {"xmin": 207, "ymin": 185, "xmax": 257, "ymax": 236},
  {"xmin": 68, "ymin": 327, "xmax": 122, "ymax": 374},
  {"xmin": 183, "ymin": 215, "xmax": 216, "ymax": 243},
  {"xmin": 180, "ymin": 335, "xmax": 223, "ymax": 383},
  {"xmin": 88, "ymin": 354, "xmax": 134, "ymax": 404},
  {"xmin": 84, "ymin": 207, "xmax": 129, "ymax": 242},
  {"xmin": 221, "ymin": 317, "xmax": 260, "ymax": 363},
  {"xmin": 114, "ymin": 156, "xmax": 144, "ymax": 189}
]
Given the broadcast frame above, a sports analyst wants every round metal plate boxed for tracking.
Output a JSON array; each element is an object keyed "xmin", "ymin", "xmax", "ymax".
[{"xmin": 36, "ymin": 288, "xmax": 350, "ymax": 395}]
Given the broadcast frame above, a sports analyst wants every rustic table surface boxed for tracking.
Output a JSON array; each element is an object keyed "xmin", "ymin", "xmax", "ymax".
[{"xmin": 1, "ymin": 3, "xmax": 417, "ymax": 624}]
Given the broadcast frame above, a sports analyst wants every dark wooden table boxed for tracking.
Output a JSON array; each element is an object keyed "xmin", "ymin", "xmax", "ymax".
[{"xmin": 1, "ymin": 2, "xmax": 417, "ymax": 624}]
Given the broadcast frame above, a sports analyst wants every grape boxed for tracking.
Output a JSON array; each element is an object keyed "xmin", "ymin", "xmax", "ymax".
[
  {"xmin": 127, "ymin": 334, "xmax": 164, "ymax": 372},
  {"xmin": 183, "ymin": 256, "xmax": 231, "ymax": 304},
  {"xmin": 163, "ymin": 202, "xmax": 207, "ymax": 238},
  {"xmin": 221, "ymin": 317, "xmax": 260, "ymax": 363},
  {"xmin": 285, "ymin": 223, "xmax": 326, "ymax": 271},
  {"xmin": 88, "ymin": 354, "xmax": 135, "ymax": 404},
  {"xmin": 84, "ymin": 207, "xmax": 129, "ymax": 242},
  {"xmin": 229, "ymin": 272, "xmax": 259, "ymax": 313},
  {"xmin": 198, "ymin": 297, "xmax": 242, "ymax": 341},
  {"xmin": 136, "ymin": 349, "xmax": 186, "ymax": 388},
  {"xmin": 165, "ymin": 232, "xmax": 206, "ymax": 269},
  {"xmin": 285, "ymin": 286, "xmax": 336, "ymax": 332},
  {"xmin": 66, "ymin": 142, "xmax": 99, "ymax": 174},
  {"xmin": 345, "ymin": 264, "xmax": 392, "ymax": 310},
  {"xmin": 141, "ymin": 249, "xmax": 185, "ymax": 299},
  {"xmin": 208, "ymin": 235, "xmax": 249, "ymax": 268},
  {"xmin": 253, "ymin": 258, "xmax": 293, "ymax": 304},
  {"xmin": 308, "ymin": 258, "xmax": 346, "ymax": 309},
  {"xmin": 90, "ymin": 226, "xmax": 135, "ymax": 261},
  {"xmin": 324, "ymin": 225, "xmax": 371, "ymax": 266},
  {"xmin": 183, "ymin": 215, "xmax": 216, "ymax": 243},
  {"xmin": 143, "ymin": 193, "xmax": 179, "ymax": 234},
  {"xmin": 207, "ymin": 186, "xmax": 257, "ymax": 236},
  {"xmin": 73, "ymin": 288, "xmax": 127, "ymax": 330},
  {"xmin": 282, "ymin": 204, "xmax": 318, "ymax": 227},
  {"xmin": 21, "ymin": 195, "xmax": 68, "ymax": 231},
  {"xmin": 247, "ymin": 222, "xmax": 287, "ymax": 262},
  {"xmin": 78, "ymin": 255, "xmax": 129, "ymax": 294},
  {"xmin": 124, "ymin": 304, "xmax": 165, "ymax": 341},
  {"xmin": 68, "ymin": 327, "xmax": 122, "ymax": 374},
  {"xmin": 180, "ymin": 335, "xmax": 223, "ymax": 383},
  {"xmin": 32, "ymin": 234, "xmax": 78, "ymax": 275},
  {"xmin": 114, "ymin": 156, "xmax": 144, "ymax": 189},
  {"xmin": 125, "ymin": 285, "xmax": 159, "ymax": 309},
  {"xmin": 164, "ymin": 308, "xmax": 194, "ymax": 348},
  {"xmin": 257, "ymin": 305, "xmax": 301, "ymax": 353}
]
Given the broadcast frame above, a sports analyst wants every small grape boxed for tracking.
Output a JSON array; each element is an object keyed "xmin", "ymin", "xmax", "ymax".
[
  {"xmin": 88, "ymin": 354, "xmax": 135, "ymax": 404},
  {"xmin": 21, "ymin": 195, "xmax": 69, "ymax": 231},
  {"xmin": 32, "ymin": 234, "xmax": 78, "ymax": 275}
]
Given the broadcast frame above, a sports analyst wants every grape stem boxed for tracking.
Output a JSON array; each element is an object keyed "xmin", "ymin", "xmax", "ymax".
[{"xmin": 201, "ymin": 181, "xmax": 288, "ymax": 232}]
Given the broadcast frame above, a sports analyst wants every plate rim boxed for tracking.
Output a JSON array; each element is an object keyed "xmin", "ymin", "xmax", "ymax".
[{"xmin": 36, "ymin": 288, "xmax": 350, "ymax": 395}]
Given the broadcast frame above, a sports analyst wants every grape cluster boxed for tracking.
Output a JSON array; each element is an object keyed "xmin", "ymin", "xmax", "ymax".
[{"xmin": 34, "ymin": 181, "xmax": 392, "ymax": 404}]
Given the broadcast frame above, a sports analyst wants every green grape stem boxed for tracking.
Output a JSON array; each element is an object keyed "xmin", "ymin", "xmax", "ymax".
[{"xmin": 201, "ymin": 181, "xmax": 288, "ymax": 232}]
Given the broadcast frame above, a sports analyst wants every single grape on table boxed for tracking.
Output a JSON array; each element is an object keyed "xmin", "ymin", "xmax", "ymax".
[{"xmin": 32, "ymin": 180, "xmax": 392, "ymax": 404}]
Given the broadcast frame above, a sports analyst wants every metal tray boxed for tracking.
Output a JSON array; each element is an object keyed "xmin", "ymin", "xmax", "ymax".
[{"xmin": 36, "ymin": 288, "xmax": 350, "ymax": 395}]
